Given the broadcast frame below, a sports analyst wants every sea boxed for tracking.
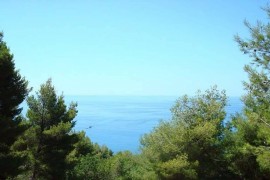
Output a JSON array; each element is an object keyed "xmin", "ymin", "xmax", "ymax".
[
  {"xmin": 22, "ymin": 96, "xmax": 243, "ymax": 153},
  {"xmin": 65, "ymin": 96, "xmax": 243, "ymax": 153}
]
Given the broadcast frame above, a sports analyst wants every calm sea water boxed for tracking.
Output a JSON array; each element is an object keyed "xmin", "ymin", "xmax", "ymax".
[
  {"xmin": 21, "ymin": 96, "xmax": 243, "ymax": 153},
  {"xmin": 62, "ymin": 96, "xmax": 243, "ymax": 153}
]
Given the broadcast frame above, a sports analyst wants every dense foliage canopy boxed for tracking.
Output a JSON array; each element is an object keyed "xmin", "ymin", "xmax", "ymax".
[
  {"xmin": 0, "ymin": 32, "xmax": 29, "ymax": 178},
  {"xmin": 140, "ymin": 87, "xmax": 233, "ymax": 179}
]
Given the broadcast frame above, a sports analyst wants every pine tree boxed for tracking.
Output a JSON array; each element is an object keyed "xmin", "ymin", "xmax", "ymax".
[
  {"xmin": 230, "ymin": 7, "xmax": 270, "ymax": 178},
  {"xmin": 0, "ymin": 32, "xmax": 29, "ymax": 178},
  {"xmin": 24, "ymin": 79, "xmax": 78, "ymax": 179},
  {"xmin": 140, "ymin": 86, "xmax": 230, "ymax": 179}
]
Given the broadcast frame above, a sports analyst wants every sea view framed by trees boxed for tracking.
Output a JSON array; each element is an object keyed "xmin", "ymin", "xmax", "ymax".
[{"xmin": 1, "ymin": 1, "xmax": 270, "ymax": 179}]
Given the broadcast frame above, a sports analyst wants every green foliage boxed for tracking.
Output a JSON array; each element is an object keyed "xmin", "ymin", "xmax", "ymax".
[
  {"xmin": 70, "ymin": 143, "xmax": 113, "ymax": 180},
  {"xmin": 17, "ymin": 79, "xmax": 79, "ymax": 179},
  {"xmin": 157, "ymin": 154, "xmax": 197, "ymax": 179},
  {"xmin": 73, "ymin": 153, "xmax": 112, "ymax": 180},
  {"xmin": 0, "ymin": 32, "xmax": 29, "ymax": 178},
  {"xmin": 72, "ymin": 148, "xmax": 156, "ymax": 180},
  {"xmin": 141, "ymin": 86, "xmax": 232, "ymax": 179},
  {"xmin": 66, "ymin": 131, "xmax": 94, "ymax": 167},
  {"xmin": 110, "ymin": 151, "xmax": 157, "ymax": 180},
  {"xmin": 92, "ymin": 143, "xmax": 113, "ymax": 159},
  {"xmin": 228, "ymin": 7, "xmax": 270, "ymax": 179}
]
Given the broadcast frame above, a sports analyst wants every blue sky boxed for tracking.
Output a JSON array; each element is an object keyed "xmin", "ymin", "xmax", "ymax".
[{"xmin": 0, "ymin": 1, "xmax": 268, "ymax": 96}]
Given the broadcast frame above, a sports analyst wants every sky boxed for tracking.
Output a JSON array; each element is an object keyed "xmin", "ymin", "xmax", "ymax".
[{"xmin": 0, "ymin": 0, "xmax": 269, "ymax": 96}]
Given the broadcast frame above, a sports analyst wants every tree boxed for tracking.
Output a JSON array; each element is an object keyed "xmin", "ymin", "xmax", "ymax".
[
  {"xmin": 73, "ymin": 153, "xmax": 113, "ymax": 180},
  {"xmin": 66, "ymin": 131, "xmax": 95, "ymax": 170},
  {"xmin": 110, "ymin": 151, "xmax": 157, "ymax": 180},
  {"xmin": 21, "ymin": 79, "xmax": 78, "ymax": 179},
  {"xmin": 228, "ymin": 7, "xmax": 270, "ymax": 179},
  {"xmin": 0, "ymin": 32, "xmax": 29, "ymax": 178},
  {"xmin": 71, "ymin": 143, "xmax": 113, "ymax": 180},
  {"xmin": 140, "ymin": 86, "xmax": 231, "ymax": 179},
  {"xmin": 73, "ymin": 148, "xmax": 156, "ymax": 180}
]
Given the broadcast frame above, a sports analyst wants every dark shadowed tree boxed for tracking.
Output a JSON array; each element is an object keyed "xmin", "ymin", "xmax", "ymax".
[{"xmin": 0, "ymin": 32, "xmax": 29, "ymax": 178}]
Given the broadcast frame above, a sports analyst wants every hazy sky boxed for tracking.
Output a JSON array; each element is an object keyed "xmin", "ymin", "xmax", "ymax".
[{"xmin": 1, "ymin": 1, "xmax": 268, "ymax": 96}]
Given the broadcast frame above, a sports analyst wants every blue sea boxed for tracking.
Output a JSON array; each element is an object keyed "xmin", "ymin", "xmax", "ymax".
[{"xmin": 61, "ymin": 96, "xmax": 244, "ymax": 153}]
